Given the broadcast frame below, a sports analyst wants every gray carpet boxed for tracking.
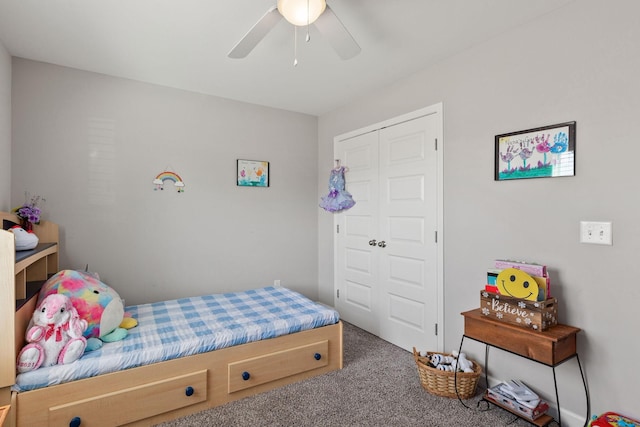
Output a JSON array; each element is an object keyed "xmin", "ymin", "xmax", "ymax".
[{"xmin": 156, "ymin": 322, "xmax": 538, "ymax": 427}]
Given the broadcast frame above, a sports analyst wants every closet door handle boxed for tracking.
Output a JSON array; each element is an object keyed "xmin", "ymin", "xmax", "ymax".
[
  {"xmin": 368, "ymin": 239, "xmax": 377, "ymax": 246},
  {"xmin": 377, "ymin": 241, "xmax": 386, "ymax": 248}
]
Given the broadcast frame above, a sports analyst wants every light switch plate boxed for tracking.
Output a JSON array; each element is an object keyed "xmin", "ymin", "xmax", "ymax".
[{"xmin": 580, "ymin": 221, "xmax": 612, "ymax": 245}]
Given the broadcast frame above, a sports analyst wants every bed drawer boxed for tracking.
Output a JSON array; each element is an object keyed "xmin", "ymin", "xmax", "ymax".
[
  {"xmin": 47, "ymin": 370, "xmax": 207, "ymax": 426},
  {"xmin": 228, "ymin": 340, "xmax": 329, "ymax": 393}
]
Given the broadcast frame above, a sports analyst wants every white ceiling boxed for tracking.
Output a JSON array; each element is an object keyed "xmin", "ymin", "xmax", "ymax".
[{"xmin": 0, "ymin": 0, "xmax": 574, "ymax": 116}]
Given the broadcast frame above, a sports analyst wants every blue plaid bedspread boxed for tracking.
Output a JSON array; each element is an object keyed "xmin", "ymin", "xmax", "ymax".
[{"xmin": 13, "ymin": 286, "xmax": 340, "ymax": 392}]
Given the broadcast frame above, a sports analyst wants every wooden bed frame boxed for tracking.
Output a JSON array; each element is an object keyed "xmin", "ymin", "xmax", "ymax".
[{"xmin": 0, "ymin": 212, "xmax": 343, "ymax": 426}]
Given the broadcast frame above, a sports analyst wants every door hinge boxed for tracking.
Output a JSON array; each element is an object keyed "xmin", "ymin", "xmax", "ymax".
[
  {"xmin": 435, "ymin": 138, "xmax": 438, "ymax": 151},
  {"xmin": 435, "ymin": 231, "xmax": 437, "ymax": 243},
  {"xmin": 337, "ymin": 289, "xmax": 340, "ymax": 298},
  {"xmin": 337, "ymin": 224, "xmax": 340, "ymax": 234},
  {"xmin": 435, "ymin": 323, "xmax": 438, "ymax": 336}
]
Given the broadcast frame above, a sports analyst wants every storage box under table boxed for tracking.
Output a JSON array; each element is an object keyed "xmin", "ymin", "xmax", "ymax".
[
  {"xmin": 480, "ymin": 290, "xmax": 557, "ymax": 332},
  {"xmin": 485, "ymin": 384, "xmax": 549, "ymax": 421}
]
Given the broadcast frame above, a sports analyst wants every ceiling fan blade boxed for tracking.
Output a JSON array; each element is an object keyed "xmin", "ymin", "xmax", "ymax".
[
  {"xmin": 228, "ymin": 6, "xmax": 282, "ymax": 59},
  {"xmin": 313, "ymin": 4, "xmax": 361, "ymax": 60}
]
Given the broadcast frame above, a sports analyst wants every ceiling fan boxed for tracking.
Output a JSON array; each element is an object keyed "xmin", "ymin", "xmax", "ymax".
[{"xmin": 228, "ymin": 0, "xmax": 361, "ymax": 61}]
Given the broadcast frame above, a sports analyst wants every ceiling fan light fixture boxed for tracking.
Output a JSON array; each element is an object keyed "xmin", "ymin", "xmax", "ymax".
[{"xmin": 277, "ymin": 0, "xmax": 327, "ymax": 26}]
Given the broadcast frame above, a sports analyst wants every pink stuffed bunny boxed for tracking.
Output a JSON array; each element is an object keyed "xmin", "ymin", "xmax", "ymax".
[{"xmin": 17, "ymin": 294, "xmax": 88, "ymax": 373}]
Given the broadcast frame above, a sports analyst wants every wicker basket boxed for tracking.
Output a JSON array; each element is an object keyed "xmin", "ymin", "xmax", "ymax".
[{"xmin": 412, "ymin": 348, "xmax": 482, "ymax": 399}]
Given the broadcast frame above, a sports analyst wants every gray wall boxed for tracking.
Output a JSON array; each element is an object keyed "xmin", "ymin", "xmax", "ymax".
[
  {"xmin": 0, "ymin": 40, "xmax": 10, "ymax": 209},
  {"xmin": 318, "ymin": 0, "xmax": 639, "ymax": 424},
  {"xmin": 11, "ymin": 59, "xmax": 319, "ymax": 305}
]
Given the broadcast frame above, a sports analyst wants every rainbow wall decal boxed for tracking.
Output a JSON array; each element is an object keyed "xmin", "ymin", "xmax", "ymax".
[{"xmin": 153, "ymin": 171, "xmax": 185, "ymax": 192}]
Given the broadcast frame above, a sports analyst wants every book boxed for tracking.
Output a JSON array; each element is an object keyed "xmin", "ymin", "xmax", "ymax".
[
  {"xmin": 486, "ymin": 383, "xmax": 549, "ymax": 420},
  {"xmin": 494, "ymin": 260, "xmax": 547, "ymax": 277},
  {"xmin": 487, "ymin": 268, "xmax": 501, "ymax": 286},
  {"xmin": 499, "ymin": 380, "xmax": 539, "ymax": 406},
  {"xmin": 485, "ymin": 284, "xmax": 499, "ymax": 293},
  {"xmin": 531, "ymin": 274, "xmax": 550, "ymax": 300}
]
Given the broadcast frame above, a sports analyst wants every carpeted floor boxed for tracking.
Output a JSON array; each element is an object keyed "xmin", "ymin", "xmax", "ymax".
[{"xmin": 156, "ymin": 321, "xmax": 539, "ymax": 427}]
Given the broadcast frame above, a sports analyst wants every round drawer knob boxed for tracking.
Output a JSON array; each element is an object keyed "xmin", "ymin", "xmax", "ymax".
[
  {"xmin": 314, "ymin": 352, "xmax": 322, "ymax": 360},
  {"xmin": 70, "ymin": 416, "xmax": 82, "ymax": 427},
  {"xmin": 242, "ymin": 371, "xmax": 251, "ymax": 381},
  {"xmin": 185, "ymin": 386, "xmax": 194, "ymax": 396}
]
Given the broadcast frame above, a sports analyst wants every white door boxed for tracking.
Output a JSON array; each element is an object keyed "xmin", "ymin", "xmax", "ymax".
[
  {"xmin": 334, "ymin": 105, "xmax": 443, "ymax": 352},
  {"xmin": 334, "ymin": 130, "xmax": 380, "ymax": 334},
  {"xmin": 377, "ymin": 115, "xmax": 439, "ymax": 351}
]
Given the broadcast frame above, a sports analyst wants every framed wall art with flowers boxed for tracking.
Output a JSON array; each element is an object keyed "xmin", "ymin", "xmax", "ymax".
[
  {"xmin": 237, "ymin": 159, "xmax": 269, "ymax": 187},
  {"xmin": 495, "ymin": 121, "xmax": 576, "ymax": 181}
]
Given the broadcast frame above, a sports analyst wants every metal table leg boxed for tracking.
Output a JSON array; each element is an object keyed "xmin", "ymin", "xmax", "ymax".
[{"xmin": 552, "ymin": 365, "xmax": 561, "ymax": 426}]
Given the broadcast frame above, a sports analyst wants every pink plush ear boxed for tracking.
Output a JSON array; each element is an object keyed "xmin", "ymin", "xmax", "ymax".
[{"xmin": 66, "ymin": 306, "xmax": 88, "ymax": 338}]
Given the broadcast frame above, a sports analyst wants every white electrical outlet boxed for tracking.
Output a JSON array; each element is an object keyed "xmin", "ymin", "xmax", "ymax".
[
  {"xmin": 580, "ymin": 221, "xmax": 612, "ymax": 245},
  {"xmin": 274, "ymin": 279, "xmax": 281, "ymax": 287}
]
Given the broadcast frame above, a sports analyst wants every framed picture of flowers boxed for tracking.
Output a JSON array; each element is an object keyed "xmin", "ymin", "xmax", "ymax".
[
  {"xmin": 495, "ymin": 121, "xmax": 576, "ymax": 181},
  {"xmin": 237, "ymin": 159, "xmax": 269, "ymax": 187}
]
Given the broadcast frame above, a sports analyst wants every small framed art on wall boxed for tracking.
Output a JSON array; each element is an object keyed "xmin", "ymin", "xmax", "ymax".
[{"xmin": 237, "ymin": 159, "xmax": 269, "ymax": 187}]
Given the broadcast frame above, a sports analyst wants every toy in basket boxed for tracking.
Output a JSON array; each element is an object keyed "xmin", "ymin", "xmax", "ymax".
[{"xmin": 412, "ymin": 348, "xmax": 482, "ymax": 399}]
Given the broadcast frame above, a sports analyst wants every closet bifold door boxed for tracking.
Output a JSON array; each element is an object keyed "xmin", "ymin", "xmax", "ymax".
[
  {"xmin": 335, "ymin": 130, "xmax": 380, "ymax": 336},
  {"xmin": 334, "ymin": 108, "xmax": 441, "ymax": 354},
  {"xmin": 377, "ymin": 114, "xmax": 439, "ymax": 352}
]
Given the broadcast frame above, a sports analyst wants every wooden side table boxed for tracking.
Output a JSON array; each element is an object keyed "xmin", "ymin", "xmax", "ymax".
[{"xmin": 459, "ymin": 309, "xmax": 590, "ymax": 426}]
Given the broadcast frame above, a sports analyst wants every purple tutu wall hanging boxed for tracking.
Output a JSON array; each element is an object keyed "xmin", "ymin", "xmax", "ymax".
[{"xmin": 320, "ymin": 161, "xmax": 356, "ymax": 213}]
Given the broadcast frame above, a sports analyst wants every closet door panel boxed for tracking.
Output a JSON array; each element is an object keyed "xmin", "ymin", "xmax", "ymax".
[
  {"xmin": 335, "ymin": 131, "xmax": 380, "ymax": 334},
  {"xmin": 387, "ymin": 254, "xmax": 424, "ymax": 287},
  {"xmin": 378, "ymin": 114, "xmax": 439, "ymax": 351},
  {"xmin": 387, "ymin": 293, "xmax": 425, "ymax": 330},
  {"xmin": 334, "ymin": 104, "xmax": 442, "ymax": 354},
  {"xmin": 387, "ymin": 175, "xmax": 425, "ymax": 202}
]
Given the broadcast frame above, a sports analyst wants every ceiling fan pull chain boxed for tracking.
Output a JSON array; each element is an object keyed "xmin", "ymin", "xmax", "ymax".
[
  {"xmin": 306, "ymin": 0, "xmax": 311, "ymax": 42},
  {"xmin": 293, "ymin": 25, "xmax": 298, "ymax": 67}
]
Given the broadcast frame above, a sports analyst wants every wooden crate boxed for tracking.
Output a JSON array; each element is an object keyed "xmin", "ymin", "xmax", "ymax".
[{"xmin": 480, "ymin": 290, "xmax": 557, "ymax": 332}]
